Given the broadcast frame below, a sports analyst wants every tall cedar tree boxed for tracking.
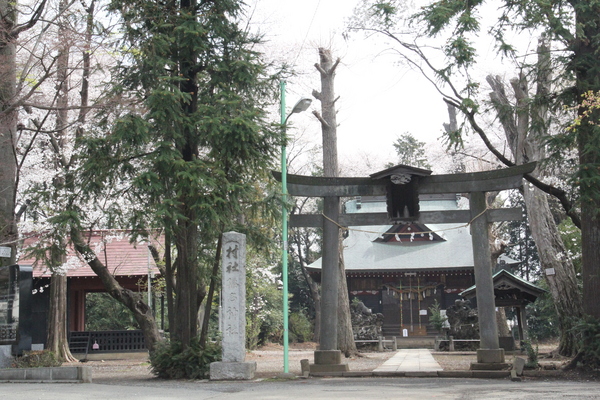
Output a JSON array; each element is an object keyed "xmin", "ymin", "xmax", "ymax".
[
  {"xmin": 414, "ymin": 0, "xmax": 600, "ymax": 321},
  {"xmin": 76, "ymin": 0, "xmax": 281, "ymax": 349}
]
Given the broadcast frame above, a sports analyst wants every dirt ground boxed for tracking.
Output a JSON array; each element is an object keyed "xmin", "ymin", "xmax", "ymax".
[{"xmin": 68, "ymin": 340, "xmax": 598, "ymax": 382}]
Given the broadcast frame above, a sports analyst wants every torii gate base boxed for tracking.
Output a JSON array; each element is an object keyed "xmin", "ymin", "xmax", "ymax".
[
  {"xmin": 310, "ymin": 350, "xmax": 348, "ymax": 373},
  {"xmin": 472, "ymin": 349, "xmax": 508, "ymax": 370}
]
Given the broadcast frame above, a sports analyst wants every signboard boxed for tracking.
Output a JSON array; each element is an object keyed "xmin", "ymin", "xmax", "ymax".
[{"xmin": 0, "ymin": 247, "xmax": 11, "ymax": 258}]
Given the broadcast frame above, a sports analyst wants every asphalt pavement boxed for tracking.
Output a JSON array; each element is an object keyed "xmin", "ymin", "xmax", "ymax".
[{"xmin": 2, "ymin": 377, "xmax": 600, "ymax": 400}]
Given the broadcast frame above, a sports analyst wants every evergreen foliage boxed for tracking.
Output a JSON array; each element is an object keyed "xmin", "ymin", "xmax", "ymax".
[
  {"xmin": 69, "ymin": 0, "xmax": 283, "ymax": 350},
  {"xmin": 85, "ymin": 292, "xmax": 140, "ymax": 331},
  {"xmin": 149, "ymin": 338, "xmax": 221, "ymax": 379},
  {"xmin": 573, "ymin": 316, "xmax": 600, "ymax": 370},
  {"xmin": 288, "ymin": 310, "xmax": 314, "ymax": 343},
  {"xmin": 525, "ymin": 283, "xmax": 560, "ymax": 341},
  {"xmin": 428, "ymin": 300, "xmax": 447, "ymax": 333},
  {"xmin": 523, "ymin": 340, "xmax": 539, "ymax": 369},
  {"xmin": 390, "ymin": 133, "xmax": 431, "ymax": 169},
  {"xmin": 245, "ymin": 253, "xmax": 283, "ymax": 349}
]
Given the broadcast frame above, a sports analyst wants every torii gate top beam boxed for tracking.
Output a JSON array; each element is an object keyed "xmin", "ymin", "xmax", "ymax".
[{"xmin": 272, "ymin": 162, "xmax": 536, "ymax": 197}]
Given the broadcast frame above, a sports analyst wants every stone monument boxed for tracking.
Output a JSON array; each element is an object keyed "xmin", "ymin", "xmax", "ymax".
[{"xmin": 209, "ymin": 232, "xmax": 256, "ymax": 380}]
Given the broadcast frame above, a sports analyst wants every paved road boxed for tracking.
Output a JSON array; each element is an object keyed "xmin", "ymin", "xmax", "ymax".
[{"xmin": 2, "ymin": 377, "xmax": 600, "ymax": 400}]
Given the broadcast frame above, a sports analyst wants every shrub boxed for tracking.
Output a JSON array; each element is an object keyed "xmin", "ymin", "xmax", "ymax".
[
  {"xmin": 289, "ymin": 310, "xmax": 313, "ymax": 343},
  {"xmin": 428, "ymin": 300, "xmax": 447, "ymax": 333},
  {"xmin": 149, "ymin": 338, "xmax": 221, "ymax": 379},
  {"xmin": 525, "ymin": 283, "xmax": 560, "ymax": 341},
  {"xmin": 12, "ymin": 350, "xmax": 62, "ymax": 368},
  {"xmin": 522, "ymin": 340, "xmax": 539, "ymax": 369},
  {"xmin": 573, "ymin": 316, "xmax": 600, "ymax": 370}
]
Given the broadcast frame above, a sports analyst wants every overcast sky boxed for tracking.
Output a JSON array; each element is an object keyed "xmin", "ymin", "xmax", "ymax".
[
  {"xmin": 245, "ymin": 0, "xmax": 539, "ymax": 176},
  {"xmin": 247, "ymin": 0, "xmax": 453, "ymax": 174}
]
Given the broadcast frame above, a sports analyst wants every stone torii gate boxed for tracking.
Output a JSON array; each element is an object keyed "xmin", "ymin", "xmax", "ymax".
[{"xmin": 275, "ymin": 162, "xmax": 536, "ymax": 372}]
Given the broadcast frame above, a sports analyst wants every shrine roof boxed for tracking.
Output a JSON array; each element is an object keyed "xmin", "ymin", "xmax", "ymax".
[
  {"xmin": 307, "ymin": 195, "xmax": 475, "ymax": 272},
  {"xmin": 18, "ymin": 231, "xmax": 162, "ymax": 278},
  {"xmin": 460, "ymin": 268, "xmax": 546, "ymax": 303}
]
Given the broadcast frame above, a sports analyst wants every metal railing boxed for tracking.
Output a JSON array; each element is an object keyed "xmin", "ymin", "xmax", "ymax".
[{"xmin": 69, "ymin": 330, "xmax": 146, "ymax": 353}]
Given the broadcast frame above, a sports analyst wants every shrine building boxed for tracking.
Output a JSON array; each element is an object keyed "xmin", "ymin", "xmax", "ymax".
[{"xmin": 307, "ymin": 194, "xmax": 517, "ymax": 337}]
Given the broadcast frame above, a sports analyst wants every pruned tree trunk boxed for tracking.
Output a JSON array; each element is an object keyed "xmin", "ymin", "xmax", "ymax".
[
  {"xmin": 487, "ymin": 38, "xmax": 583, "ymax": 355},
  {"xmin": 338, "ymin": 234, "xmax": 357, "ymax": 356},
  {"xmin": 0, "ymin": 1, "xmax": 19, "ymax": 267},
  {"xmin": 71, "ymin": 229, "xmax": 162, "ymax": 352},
  {"xmin": 313, "ymin": 47, "xmax": 356, "ymax": 356}
]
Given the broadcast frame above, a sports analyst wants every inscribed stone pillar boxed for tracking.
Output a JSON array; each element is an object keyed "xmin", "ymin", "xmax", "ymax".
[{"xmin": 210, "ymin": 232, "xmax": 256, "ymax": 380}]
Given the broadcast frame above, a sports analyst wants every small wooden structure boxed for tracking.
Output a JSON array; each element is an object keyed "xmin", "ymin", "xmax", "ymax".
[
  {"xmin": 306, "ymin": 194, "xmax": 479, "ymax": 337},
  {"xmin": 460, "ymin": 268, "xmax": 546, "ymax": 343},
  {"xmin": 18, "ymin": 231, "xmax": 161, "ymax": 352}
]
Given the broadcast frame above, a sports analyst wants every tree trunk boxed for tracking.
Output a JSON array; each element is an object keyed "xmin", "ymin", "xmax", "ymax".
[
  {"xmin": 574, "ymin": 7, "xmax": 600, "ymax": 321},
  {"xmin": 46, "ymin": 273, "xmax": 76, "ymax": 361},
  {"xmin": 338, "ymin": 233, "xmax": 357, "ymax": 356},
  {"xmin": 0, "ymin": 1, "xmax": 18, "ymax": 267},
  {"xmin": 313, "ymin": 48, "xmax": 356, "ymax": 355},
  {"xmin": 487, "ymin": 38, "xmax": 583, "ymax": 355},
  {"xmin": 44, "ymin": 0, "xmax": 76, "ymax": 363},
  {"xmin": 172, "ymin": 217, "xmax": 200, "ymax": 347},
  {"xmin": 71, "ymin": 229, "xmax": 162, "ymax": 352}
]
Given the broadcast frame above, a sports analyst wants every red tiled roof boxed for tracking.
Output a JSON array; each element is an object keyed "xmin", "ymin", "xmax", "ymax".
[{"xmin": 19, "ymin": 231, "xmax": 162, "ymax": 278}]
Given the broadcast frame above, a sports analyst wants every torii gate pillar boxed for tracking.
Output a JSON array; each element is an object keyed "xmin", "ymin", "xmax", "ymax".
[{"xmin": 470, "ymin": 192, "xmax": 506, "ymax": 367}]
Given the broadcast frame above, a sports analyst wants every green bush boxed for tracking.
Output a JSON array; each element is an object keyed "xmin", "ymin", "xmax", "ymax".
[
  {"xmin": 246, "ymin": 313, "xmax": 262, "ymax": 350},
  {"xmin": 428, "ymin": 300, "xmax": 447, "ymax": 333},
  {"xmin": 12, "ymin": 350, "xmax": 62, "ymax": 368},
  {"xmin": 522, "ymin": 340, "xmax": 539, "ymax": 368},
  {"xmin": 525, "ymin": 282, "xmax": 560, "ymax": 341},
  {"xmin": 289, "ymin": 310, "xmax": 313, "ymax": 343},
  {"xmin": 149, "ymin": 338, "xmax": 221, "ymax": 379},
  {"xmin": 573, "ymin": 315, "xmax": 600, "ymax": 370}
]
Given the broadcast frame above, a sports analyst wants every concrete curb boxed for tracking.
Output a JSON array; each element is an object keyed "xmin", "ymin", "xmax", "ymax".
[
  {"xmin": 0, "ymin": 366, "xmax": 92, "ymax": 383},
  {"xmin": 310, "ymin": 370, "xmax": 512, "ymax": 379},
  {"xmin": 308, "ymin": 369, "xmax": 568, "ymax": 379}
]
